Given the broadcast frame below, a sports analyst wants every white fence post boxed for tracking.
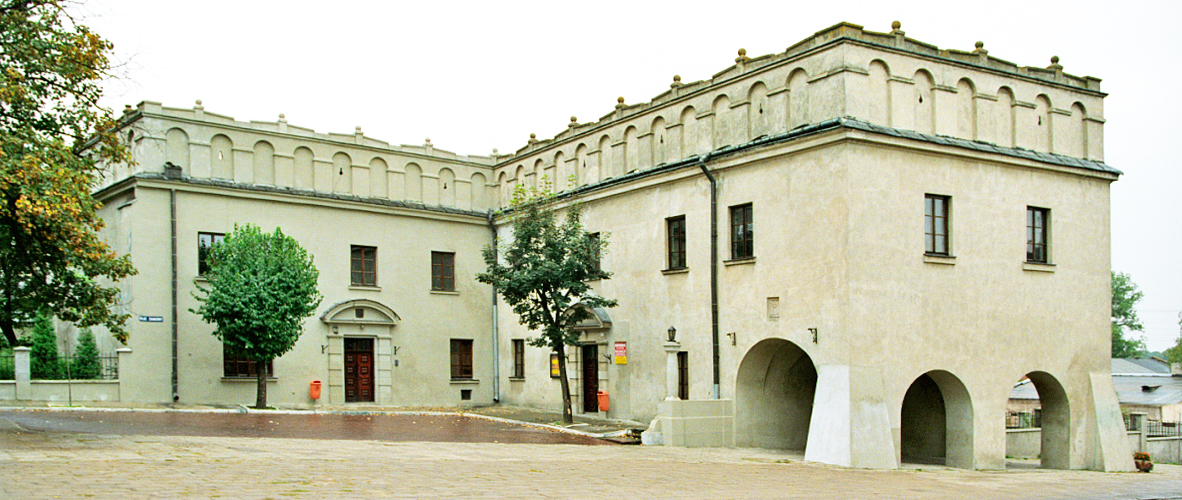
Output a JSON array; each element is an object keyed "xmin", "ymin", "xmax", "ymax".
[
  {"xmin": 13, "ymin": 347, "xmax": 30, "ymax": 400},
  {"xmin": 1132, "ymin": 412, "xmax": 1148, "ymax": 452},
  {"xmin": 115, "ymin": 347, "xmax": 132, "ymax": 402}
]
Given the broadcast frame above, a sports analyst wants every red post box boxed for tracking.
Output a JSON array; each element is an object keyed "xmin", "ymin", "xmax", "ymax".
[
  {"xmin": 309, "ymin": 380, "xmax": 322, "ymax": 400},
  {"xmin": 597, "ymin": 390, "xmax": 609, "ymax": 412}
]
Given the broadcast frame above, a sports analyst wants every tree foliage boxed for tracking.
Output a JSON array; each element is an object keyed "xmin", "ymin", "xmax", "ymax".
[
  {"xmin": 477, "ymin": 184, "xmax": 616, "ymax": 423},
  {"xmin": 192, "ymin": 224, "xmax": 321, "ymax": 409},
  {"xmin": 0, "ymin": 0, "xmax": 135, "ymax": 347},
  {"xmin": 1111, "ymin": 271, "xmax": 1146, "ymax": 358},
  {"xmin": 29, "ymin": 312, "xmax": 58, "ymax": 379}
]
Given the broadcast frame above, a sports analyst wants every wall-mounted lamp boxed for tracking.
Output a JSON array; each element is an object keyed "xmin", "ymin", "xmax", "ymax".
[
  {"xmin": 392, "ymin": 346, "xmax": 400, "ymax": 355},
  {"xmin": 726, "ymin": 332, "xmax": 736, "ymax": 346},
  {"xmin": 808, "ymin": 328, "xmax": 818, "ymax": 344},
  {"xmin": 667, "ymin": 326, "xmax": 677, "ymax": 342}
]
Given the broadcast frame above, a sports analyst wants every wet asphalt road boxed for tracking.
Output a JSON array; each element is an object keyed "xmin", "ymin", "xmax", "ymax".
[{"xmin": 0, "ymin": 410, "xmax": 614, "ymax": 445}]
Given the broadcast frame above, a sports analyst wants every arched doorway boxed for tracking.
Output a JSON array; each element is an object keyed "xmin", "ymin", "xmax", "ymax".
[
  {"xmin": 735, "ymin": 338, "xmax": 817, "ymax": 451},
  {"xmin": 900, "ymin": 370, "xmax": 973, "ymax": 468},
  {"xmin": 1007, "ymin": 371, "xmax": 1070, "ymax": 469}
]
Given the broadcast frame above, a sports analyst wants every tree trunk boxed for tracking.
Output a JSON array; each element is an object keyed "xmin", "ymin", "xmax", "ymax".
[
  {"xmin": 255, "ymin": 360, "xmax": 268, "ymax": 409},
  {"xmin": 556, "ymin": 343, "xmax": 573, "ymax": 424},
  {"xmin": 0, "ymin": 319, "xmax": 16, "ymax": 348}
]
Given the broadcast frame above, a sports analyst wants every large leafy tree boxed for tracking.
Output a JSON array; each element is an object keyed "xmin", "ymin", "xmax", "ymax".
[
  {"xmin": 0, "ymin": 0, "xmax": 135, "ymax": 346},
  {"xmin": 192, "ymin": 224, "xmax": 321, "ymax": 409},
  {"xmin": 477, "ymin": 185, "xmax": 616, "ymax": 424},
  {"xmin": 1111, "ymin": 271, "xmax": 1146, "ymax": 358}
]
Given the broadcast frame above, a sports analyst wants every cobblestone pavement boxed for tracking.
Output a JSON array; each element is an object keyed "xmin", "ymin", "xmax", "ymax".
[{"xmin": 3, "ymin": 419, "xmax": 1182, "ymax": 500}]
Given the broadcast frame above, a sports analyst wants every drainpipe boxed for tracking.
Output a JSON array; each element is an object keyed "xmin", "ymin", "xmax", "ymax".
[
  {"xmin": 696, "ymin": 153, "xmax": 720, "ymax": 400},
  {"xmin": 170, "ymin": 188, "xmax": 179, "ymax": 403},
  {"xmin": 487, "ymin": 211, "xmax": 500, "ymax": 402}
]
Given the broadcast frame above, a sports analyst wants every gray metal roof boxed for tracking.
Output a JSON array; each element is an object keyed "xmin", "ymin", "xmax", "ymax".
[{"xmin": 1011, "ymin": 359, "xmax": 1182, "ymax": 407}]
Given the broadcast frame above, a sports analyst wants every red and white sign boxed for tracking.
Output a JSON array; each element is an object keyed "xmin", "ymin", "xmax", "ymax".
[{"xmin": 613, "ymin": 341, "xmax": 627, "ymax": 364}]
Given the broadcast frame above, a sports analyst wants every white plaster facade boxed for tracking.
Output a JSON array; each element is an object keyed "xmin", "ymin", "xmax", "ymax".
[{"xmin": 43, "ymin": 22, "xmax": 1132, "ymax": 471}]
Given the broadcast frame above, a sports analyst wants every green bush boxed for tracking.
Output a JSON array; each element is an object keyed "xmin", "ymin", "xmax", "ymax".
[
  {"xmin": 69, "ymin": 329, "xmax": 102, "ymax": 379},
  {"xmin": 29, "ymin": 314, "xmax": 60, "ymax": 380}
]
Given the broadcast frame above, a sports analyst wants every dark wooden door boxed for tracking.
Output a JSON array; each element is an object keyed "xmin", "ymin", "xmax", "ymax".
[
  {"xmin": 344, "ymin": 338, "xmax": 374, "ymax": 403},
  {"xmin": 582, "ymin": 344, "xmax": 598, "ymax": 412}
]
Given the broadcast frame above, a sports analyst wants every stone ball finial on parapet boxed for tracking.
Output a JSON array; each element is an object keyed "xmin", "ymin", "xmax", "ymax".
[
  {"xmin": 528, "ymin": 133, "xmax": 538, "ymax": 144},
  {"xmin": 1048, "ymin": 55, "xmax": 1064, "ymax": 75},
  {"xmin": 569, "ymin": 116, "xmax": 578, "ymax": 128},
  {"xmin": 670, "ymin": 75, "xmax": 682, "ymax": 89},
  {"xmin": 194, "ymin": 99, "xmax": 204, "ymax": 110},
  {"xmin": 616, "ymin": 96, "xmax": 626, "ymax": 108},
  {"xmin": 278, "ymin": 113, "xmax": 286, "ymax": 122},
  {"xmin": 735, "ymin": 48, "xmax": 749, "ymax": 64}
]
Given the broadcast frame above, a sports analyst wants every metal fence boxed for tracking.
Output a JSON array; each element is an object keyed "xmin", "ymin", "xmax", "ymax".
[
  {"xmin": 1125, "ymin": 413, "xmax": 1139, "ymax": 431},
  {"xmin": 1006, "ymin": 410, "xmax": 1042, "ymax": 429},
  {"xmin": 0, "ymin": 354, "xmax": 13, "ymax": 380},
  {"xmin": 1146, "ymin": 420, "xmax": 1182, "ymax": 438}
]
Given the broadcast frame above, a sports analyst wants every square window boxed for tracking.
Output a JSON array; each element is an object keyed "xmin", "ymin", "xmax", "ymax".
[
  {"xmin": 666, "ymin": 216, "xmax": 687, "ymax": 270},
  {"xmin": 924, "ymin": 194, "xmax": 950, "ymax": 256},
  {"xmin": 432, "ymin": 251, "xmax": 455, "ymax": 291},
  {"xmin": 512, "ymin": 339, "xmax": 525, "ymax": 379},
  {"xmin": 223, "ymin": 344, "xmax": 272, "ymax": 378},
  {"xmin": 198, "ymin": 232, "xmax": 225, "ymax": 276},
  {"xmin": 450, "ymin": 339, "xmax": 473, "ymax": 380},
  {"xmin": 351, "ymin": 246, "xmax": 377, "ymax": 287},
  {"xmin": 1027, "ymin": 206, "xmax": 1049, "ymax": 263},
  {"xmin": 729, "ymin": 203, "xmax": 754, "ymax": 260}
]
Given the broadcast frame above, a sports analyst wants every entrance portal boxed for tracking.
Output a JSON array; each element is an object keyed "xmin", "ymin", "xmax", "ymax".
[
  {"xmin": 1008, "ymin": 371, "xmax": 1071, "ymax": 469},
  {"xmin": 582, "ymin": 344, "xmax": 599, "ymax": 413},
  {"xmin": 900, "ymin": 370, "xmax": 973, "ymax": 468},
  {"xmin": 735, "ymin": 338, "xmax": 817, "ymax": 451},
  {"xmin": 344, "ymin": 338, "xmax": 374, "ymax": 403}
]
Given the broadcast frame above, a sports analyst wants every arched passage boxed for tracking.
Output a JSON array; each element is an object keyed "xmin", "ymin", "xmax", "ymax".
[
  {"xmin": 735, "ymin": 338, "xmax": 817, "ymax": 451},
  {"xmin": 1009, "ymin": 371, "xmax": 1071, "ymax": 469},
  {"xmin": 900, "ymin": 370, "xmax": 973, "ymax": 468}
]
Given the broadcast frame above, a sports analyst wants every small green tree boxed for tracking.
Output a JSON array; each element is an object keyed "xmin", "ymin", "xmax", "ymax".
[
  {"xmin": 192, "ymin": 224, "xmax": 321, "ymax": 409},
  {"xmin": 477, "ymin": 184, "xmax": 616, "ymax": 424},
  {"xmin": 29, "ymin": 313, "xmax": 59, "ymax": 379},
  {"xmin": 1111, "ymin": 271, "xmax": 1147, "ymax": 358},
  {"xmin": 70, "ymin": 328, "xmax": 101, "ymax": 379}
]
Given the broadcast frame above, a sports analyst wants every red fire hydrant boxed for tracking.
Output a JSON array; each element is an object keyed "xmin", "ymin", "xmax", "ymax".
[
  {"xmin": 597, "ymin": 390, "xmax": 609, "ymax": 412},
  {"xmin": 309, "ymin": 380, "xmax": 322, "ymax": 400}
]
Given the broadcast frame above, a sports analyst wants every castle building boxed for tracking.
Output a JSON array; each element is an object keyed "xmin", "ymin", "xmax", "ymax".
[{"xmin": 72, "ymin": 22, "xmax": 1132, "ymax": 470}]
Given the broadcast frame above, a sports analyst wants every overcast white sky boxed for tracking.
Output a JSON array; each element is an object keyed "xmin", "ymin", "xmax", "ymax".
[{"xmin": 81, "ymin": 0, "xmax": 1182, "ymax": 351}]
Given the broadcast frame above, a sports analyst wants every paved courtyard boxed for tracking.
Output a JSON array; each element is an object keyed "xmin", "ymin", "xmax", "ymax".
[{"xmin": 2, "ymin": 410, "xmax": 1181, "ymax": 499}]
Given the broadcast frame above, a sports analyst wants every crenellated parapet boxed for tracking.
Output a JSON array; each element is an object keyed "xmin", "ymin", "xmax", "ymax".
[
  {"xmin": 103, "ymin": 100, "xmax": 498, "ymax": 212},
  {"xmin": 493, "ymin": 21, "xmax": 1106, "ymax": 208}
]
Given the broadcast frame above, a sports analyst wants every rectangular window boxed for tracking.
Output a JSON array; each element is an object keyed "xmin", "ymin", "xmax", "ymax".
[
  {"xmin": 450, "ymin": 339, "xmax": 473, "ymax": 380},
  {"xmin": 512, "ymin": 339, "xmax": 525, "ymax": 379},
  {"xmin": 198, "ymin": 232, "xmax": 225, "ymax": 276},
  {"xmin": 351, "ymin": 245, "xmax": 377, "ymax": 287},
  {"xmin": 223, "ymin": 345, "xmax": 272, "ymax": 378},
  {"xmin": 677, "ymin": 351, "xmax": 688, "ymax": 400},
  {"xmin": 1027, "ymin": 206, "xmax": 1049, "ymax": 263},
  {"xmin": 924, "ymin": 194, "xmax": 950, "ymax": 255},
  {"xmin": 666, "ymin": 216, "xmax": 687, "ymax": 270},
  {"xmin": 432, "ymin": 251, "xmax": 455, "ymax": 291},
  {"xmin": 589, "ymin": 232, "xmax": 602, "ymax": 273},
  {"xmin": 730, "ymin": 203, "xmax": 754, "ymax": 259}
]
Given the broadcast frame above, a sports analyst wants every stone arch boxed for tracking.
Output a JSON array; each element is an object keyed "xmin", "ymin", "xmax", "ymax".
[
  {"xmin": 679, "ymin": 106, "xmax": 698, "ymax": 156},
  {"xmin": 787, "ymin": 69, "xmax": 809, "ymax": 128},
  {"xmin": 438, "ymin": 167, "xmax": 456, "ymax": 207},
  {"xmin": 956, "ymin": 78, "xmax": 977, "ymax": 140},
  {"xmin": 1034, "ymin": 94, "xmax": 1053, "ymax": 153},
  {"xmin": 470, "ymin": 172, "xmax": 488, "ymax": 210},
  {"xmin": 165, "ymin": 128, "xmax": 189, "ymax": 173},
  {"xmin": 497, "ymin": 171, "xmax": 509, "ymax": 207},
  {"xmin": 320, "ymin": 298, "xmax": 400, "ymax": 326},
  {"xmin": 1071, "ymin": 102, "xmax": 1088, "ymax": 158},
  {"xmin": 210, "ymin": 134, "xmax": 233, "ymax": 179},
  {"xmin": 369, "ymin": 157, "xmax": 388, "ymax": 198},
  {"xmin": 747, "ymin": 82, "xmax": 770, "ymax": 140},
  {"xmin": 252, "ymin": 140, "xmax": 275, "ymax": 186},
  {"xmin": 575, "ymin": 143, "xmax": 592, "ymax": 186},
  {"xmin": 515, "ymin": 164, "xmax": 527, "ymax": 194},
  {"xmin": 404, "ymin": 162, "xmax": 423, "ymax": 201},
  {"xmin": 913, "ymin": 70, "xmax": 936, "ymax": 134},
  {"xmin": 293, "ymin": 147, "xmax": 314, "ymax": 190},
  {"xmin": 712, "ymin": 94, "xmax": 732, "ymax": 149},
  {"xmin": 900, "ymin": 370, "xmax": 974, "ymax": 468},
  {"xmin": 996, "ymin": 87, "xmax": 1016, "ymax": 148},
  {"xmin": 597, "ymin": 134, "xmax": 612, "ymax": 181},
  {"xmin": 650, "ymin": 117, "xmax": 667, "ymax": 166},
  {"xmin": 867, "ymin": 60, "xmax": 891, "ymax": 126},
  {"xmin": 553, "ymin": 152, "xmax": 567, "ymax": 188},
  {"xmin": 735, "ymin": 338, "xmax": 818, "ymax": 451},
  {"xmin": 623, "ymin": 126, "xmax": 639, "ymax": 174},
  {"xmin": 332, "ymin": 152, "xmax": 352, "ymax": 194},
  {"xmin": 1012, "ymin": 371, "xmax": 1071, "ymax": 469}
]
